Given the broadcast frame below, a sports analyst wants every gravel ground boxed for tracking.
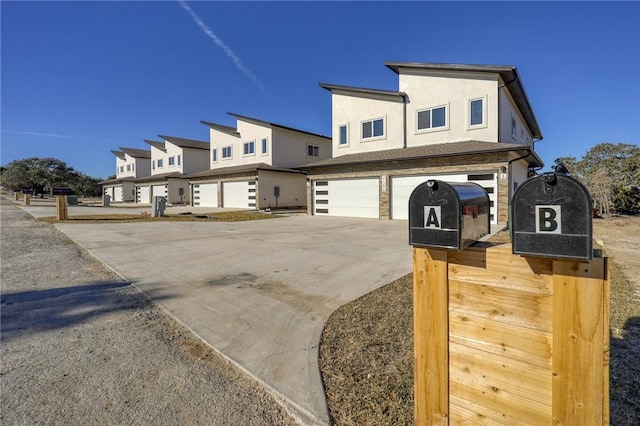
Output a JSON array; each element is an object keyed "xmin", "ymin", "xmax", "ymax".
[{"xmin": 0, "ymin": 197, "xmax": 297, "ymax": 425}]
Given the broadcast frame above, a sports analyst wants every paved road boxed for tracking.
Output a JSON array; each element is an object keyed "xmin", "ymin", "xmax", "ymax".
[
  {"xmin": 54, "ymin": 213, "xmax": 414, "ymax": 424},
  {"xmin": 0, "ymin": 198, "xmax": 298, "ymax": 425}
]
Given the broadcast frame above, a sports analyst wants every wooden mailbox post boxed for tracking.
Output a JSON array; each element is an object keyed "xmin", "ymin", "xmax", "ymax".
[{"xmin": 411, "ymin": 175, "xmax": 610, "ymax": 425}]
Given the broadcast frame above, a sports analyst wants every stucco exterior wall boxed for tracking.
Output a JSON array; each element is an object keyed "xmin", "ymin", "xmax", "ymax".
[
  {"xmin": 272, "ymin": 127, "xmax": 331, "ymax": 168},
  {"xmin": 499, "ymin": 87, "xmax": 533, "ymax": 145},
  {"xmin": 209, "ymin": 128, "xmax": 242, "ymax": 169},
  {"xmin": 132, "ymin": 155, "xmax": 151, "ymax": 178},
  {"xmin": 166, "ymin": 178, "xmax": 190, "ymax": 204},
  {"xmin": 399, "ymin": 70, "xmax": 500, "ymax": 146},
  {"xmin": 150, "ymin": 145, "xmax": 166, "ymax": 176},
  {"xmin": 182, "ymin": 147, "xmax": 210, "ymax": 175},
  {"xmin": 330, "ymin": 92, "xmax": 405, "ymax": 157},
  {"xmin": 257, "ymin": 170, "xmax": 306, "ymax": 209}
]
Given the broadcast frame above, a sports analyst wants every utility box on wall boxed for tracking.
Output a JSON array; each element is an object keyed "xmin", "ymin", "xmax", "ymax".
[
  {"xmin": 512, "ymin": 172, "xmax": 592, "ymax": 260},
  {"xmin": 409, "ymin": 180, "xmax": 490, "ymax": 250}
]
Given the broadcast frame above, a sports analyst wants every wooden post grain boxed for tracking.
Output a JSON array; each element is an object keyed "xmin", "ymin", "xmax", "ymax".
[
  {"xmin": 56, "ymin": 195, "xmax": 68, "ymax": 220},
  {"xmin": 414, "ymin": 247, "xmax": 449, "ymax": 425},
  {"xmin": 24, "ymin": 194, "xmax": 31, "ymax": 205},
  {"xmin": 14, "ymin": 192, "xmax": 20, "ymax": 201}
]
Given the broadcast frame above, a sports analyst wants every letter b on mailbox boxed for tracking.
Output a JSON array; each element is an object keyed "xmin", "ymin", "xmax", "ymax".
[{"xmin": 512, "ymin": 173, "xmax": 592, "ymax": 260}]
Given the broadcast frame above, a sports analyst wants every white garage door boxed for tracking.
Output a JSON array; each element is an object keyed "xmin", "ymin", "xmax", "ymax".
[
  {"xmin": 390, "ymin": 173, "xmax": 498, "ymax": 223},
  {"xmin": 223, "ymin": 181, "xmax": 255, "ymax": 208},
  {"xmin": 136, "ymin": 186, "xmax": 150, "ymax": 204},
  {"xmin": 313, "ymin": 178, "xmax": 379, "ymax": 219},
  {"xmin": 113, "ymin": 186, "xmax": 123, "ymax": 202},
  {"xmin": 152, "ymin": 185, "xmax": 166, "ymax": 199},
  {"xmin": 192, "ymin": 183, "xmax": 218, "ymax": 207}
]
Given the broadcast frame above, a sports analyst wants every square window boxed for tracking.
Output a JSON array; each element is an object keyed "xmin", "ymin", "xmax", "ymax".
[
  {"xmin": 417, "ymin": 106, "xmax": 447, "ymax": 131},
  {"xmin": 339, "ymin": 125, "xmax": 348, "ymax": 145},
  {"xmin": 470, "ymin": 99, "xmax": 483, "ymax": 126},
  {"xmin": 244, "ymin": 141, "xmax": 255, "ymax": 155},
  {"xmin": 261, "ymin": 138, "xmax": 268, "ymax": 155},
  {"xmin": 222, "ymin": 146, "xmax": 232, "ymax": 159},
  {"xmin": 362, "ymin": 118, "xmax": 384, "ymax": 140},
  {"xmin": 307, "ymin": 145, "xmax": 319, "ymax": 157}
]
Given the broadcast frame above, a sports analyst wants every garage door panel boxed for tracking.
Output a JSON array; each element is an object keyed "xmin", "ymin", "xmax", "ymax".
[
  {"xmin": 193, "ymin": 183, "xmax": 218, "ymax": 207},
  {"xmin": 151, "ymin": 185, "xmax": 166, "ymax": 198},
  {"xmin": 113, "ymin": 186, "xmax": 123, "ymax": 202},
  {"xmin": 314, "ymin": 178, "xmax": 379, "ymax": 219},
  {"xmin": 137, "ymin": 186, "xmax": 150, "ymax": 204},
  {"xmin": 223, "ymin": 181, "xmax": 254, "ymax": 208}
]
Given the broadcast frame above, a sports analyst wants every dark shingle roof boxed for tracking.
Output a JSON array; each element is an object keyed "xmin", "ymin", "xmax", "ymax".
[
  {"xmin": 120, "ymin": 147, "xmax": 151, "ymax": 159},
  {"xmin": 298, "ymin": 141, "xmax": 543, "ymax": 169},
  {"xmin": 185, "ymin": 163, "xmax": 303, "ymax": 179},
  {"xmin": 159, "ymin": 135, "xmax": 210, "ymax": 150},
  {"xmin": 227, "ymin": 112, "xmax": 330, "ymax": 140},
  {"xmin": 200, "ymin": 120, "xmax": 240, "ymax": 137},
  {"xmin": 111, "ymin": 150, "xmax": 125, "ymax": 160},
  {"xmin": 318, "ymin": 83, "xmax": 406, "ymax": 101},
  {"xmin": 144, "ymin": 140, "xmax": 166, "ymax": 152},
  {"xmin": 383, "ymin": 61, "xmax": 542, "ymax": 139}
]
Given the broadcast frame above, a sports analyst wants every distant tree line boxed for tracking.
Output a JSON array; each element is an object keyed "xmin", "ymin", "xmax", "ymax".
[
  {"xmin": 0, "ymin": 157, "xmax": 103, "ymax": 197},
  {"xmin": 554, "ymin": 142, "xmax": 640, "ymax": 217}
]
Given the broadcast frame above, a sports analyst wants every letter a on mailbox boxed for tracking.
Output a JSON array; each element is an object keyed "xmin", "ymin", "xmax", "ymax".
[{"xmin": 424, "ymin": 206, "xmax": 441, "ymax": 229}]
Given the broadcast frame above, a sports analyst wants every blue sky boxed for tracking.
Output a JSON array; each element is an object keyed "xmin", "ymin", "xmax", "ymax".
[{"xmin": 2, "ymin": 1, "xmax": 639, "ymax": 179}]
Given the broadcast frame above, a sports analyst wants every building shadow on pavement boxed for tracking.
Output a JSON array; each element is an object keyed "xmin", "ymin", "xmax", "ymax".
[{"xmin": 610, "ymin": 316, "xmax": 640, "ymax": 425}]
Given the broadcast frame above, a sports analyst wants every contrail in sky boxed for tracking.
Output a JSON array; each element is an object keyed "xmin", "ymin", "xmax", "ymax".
[
  {"xmin": 179, "ymin": 1, "xmax": 267, "ymax": 94},
  {"xmin": 2, "ymin": 130, "xmax": 74, "ymax": 138}
]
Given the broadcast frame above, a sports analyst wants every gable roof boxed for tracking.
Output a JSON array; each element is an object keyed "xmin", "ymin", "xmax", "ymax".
[
  {"xmin": 120, "ymin": 147, "xmax": 151, "ymax": 159},
  {"xmin": 319, "ymin": 83, "xmax": 407, "ymax": 101},
  {"xmin": 298, "ymin": 140, "xmax": 543, "ymax": 169},
  {"xmin": 227, "ymin": 112, "xmax": 330, "ymax": 140},
  {"xmin": 384, "ymin": 61, "xmax": 542, "ymax": 139},
  {"xmin": 158, "ymin": 135, "xmax": 209, "ymax": 150},
  {"xmin": 200, "ymin": 120, "xmax": 241, "ymax": 137},
  {"xmin": 144, "ymin": 140, "xmax": 167, "ymax": 152},
  {"xmin": 111, "ymin": 150, "xmax": 126, "ymax": 160}
]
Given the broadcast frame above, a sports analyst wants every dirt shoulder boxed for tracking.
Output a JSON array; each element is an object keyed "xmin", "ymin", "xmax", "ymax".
[{"xmin": 0, "ymin": 198, "xmax": 297, "ymax": 426}]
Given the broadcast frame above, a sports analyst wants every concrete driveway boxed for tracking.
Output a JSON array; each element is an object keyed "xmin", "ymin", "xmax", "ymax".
[{"xmin": 54, "ymin": 215, "xmax": 413, "ymax": 425}]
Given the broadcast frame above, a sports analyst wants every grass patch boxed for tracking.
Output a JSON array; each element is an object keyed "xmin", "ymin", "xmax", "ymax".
[
  {"xmin": 38, "ymin": 211, "xmax": 280, "ymax": 223},
  {"xmin": 319, "ymin": 239, "xmax": 639, "ymax": 425}
]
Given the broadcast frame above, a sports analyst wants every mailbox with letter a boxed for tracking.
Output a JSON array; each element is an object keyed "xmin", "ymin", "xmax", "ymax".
[
  {"xmin": 409, "ymin": 180, "xmax": 490, "ymax": 250},
  {"xmin": 512, "ymin": 172, "xmax": 592, "ymax": 260}
]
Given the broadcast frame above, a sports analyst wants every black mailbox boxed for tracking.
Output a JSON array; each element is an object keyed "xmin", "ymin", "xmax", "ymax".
[
  {"xmin": 409, "ymin": 180, "xmax": 490, "ymax": 250},
  {"xmin": 512, "ymin": 172, "xmax": 592, "ymax": 260}
]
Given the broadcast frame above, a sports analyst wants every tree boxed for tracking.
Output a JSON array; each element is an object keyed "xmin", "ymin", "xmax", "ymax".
[
  {"xmin": 0, "ymin": 157, "xmax": 102, "ymax": 197},
  {"xmin": 554, "ymin": 143, "xmax": 640, "ymax": 215}
]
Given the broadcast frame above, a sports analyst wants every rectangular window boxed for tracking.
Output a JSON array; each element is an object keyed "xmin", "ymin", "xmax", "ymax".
[
  {"xmin": 222, "ymin": 146, "xmax": 232, "ymax": 159},
  {"xmin": 126, "ymin": 164, "xmax": 131, "ymax": 171},
  {"xmin": 417, "ymin": 106, "xmax": 447, "ymax": 131},
  {"xmin": 120, "ymin": 166, "xmax": 124, "ymax": 173},
  {"xmin": 261, "ymin": 138, "xmax": 268, "ymax": 155},
  {"xmin": 157, "ymin": 159, "xmax": 163, "ymax": 168},
  {"xmin": 244, "ymin": 141, "xmax": 255, "ymax": 156},
  {"xmin": 470, "ymin": 98, "xmax": 484, "ymax": 126},
  {"xmin": 168, "ymin": 156, "xmax": 175, "ymax": 166},
  {"xmin": 212, "ymin": 148, "xmax": 217, "ymax": 162},
  {"xmin": 152, "ymin": 160, "xmax": 155, "ymax": 170},
  {"xmin": 339, "ymin": 125, "xmax": 348, "ymax": 145},
  {"xmin": 132, "ymin": 163, "xmax": 135, "ymax": 171},
  {"xmin": 511, "ymin": 117, "xmax": 517, "ymax": 139},
  {"xmin": 177, "ymin": 155, "xmax": 181, "ymax": 166},
  {"xmin": 307, "ymin": 144, "xmax": 319, "ymax": 157},
  {"xmin": 362, "ymin": 118, "xmax": 384, "ymax": 139}
]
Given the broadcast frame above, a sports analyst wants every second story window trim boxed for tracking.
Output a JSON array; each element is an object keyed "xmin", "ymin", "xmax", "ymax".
[
  {"xmin": 361, "ymin": 117, "xmax": 385, "ymax": 141},
  {"xmin": 307, "ymin": 144, "xmax": 319, "ymax": 157},
  {"xmin": 261, "ymin": 138, "xmax": 268, "ymax": 156},
  {"xmin": 157, "ymin": 158, "xmax": 164, "ymax": 168},
  {"xmin": 212, "ymin": 148, "xmax": 218, "ymax": 163},
  {"xmin": 339, "ymin": 124, "xmax": 349, "ymax": 147},
  {"xmin": 222, "ymin": 146, "xmax": 232, "ymax": 160},
  {"xmin": 468, "ymin": 96, "xmax": 487, "ymax": 129},
  {"xmin": 168, "ymin": 156, "xmax": 175, "ymax": 167},
  {"xmin": 511, "ymin": 114, "xmax": 517, "ymax": 140},
  {"xmin": 416, "ymin": 104, "xmax": 449, "ymax": 133},
  {"xmin": 244, "ymin": 140, "xmax": 256, "ymax": 156}
]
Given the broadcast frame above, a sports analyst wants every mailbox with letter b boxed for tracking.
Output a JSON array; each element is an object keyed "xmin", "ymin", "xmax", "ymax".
[
  {"xmin": 409, "ymin": 180, "xmax": 490, "ymax": 250},
  {"xmin": 512, "ymin": 172, "xmax": 592, "ymax": 260}
]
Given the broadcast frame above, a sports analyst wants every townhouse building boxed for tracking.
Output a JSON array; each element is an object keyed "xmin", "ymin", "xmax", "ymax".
[
  {"xmin": 101, "ymin": 147, "xmax": 151, "ymax": 202},
  {"xmin": 187, "ymin": 112, "xmax": 331, "ymax": 209},
  {"xmin": 300, "ymin": 62, "xmax": 544, "ymax": 224}
]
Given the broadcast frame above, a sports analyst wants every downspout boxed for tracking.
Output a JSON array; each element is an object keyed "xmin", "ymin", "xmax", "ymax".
[{"xmin": 507, "ymin": 148, "xmax": 532, "ymax": 230}]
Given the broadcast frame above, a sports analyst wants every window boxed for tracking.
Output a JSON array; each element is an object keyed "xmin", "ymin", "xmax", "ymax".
[
  {"xmin": 126, "ymin": 164, "xmax": 131, "ymax": 172},
  {"xmin": 307, "ymin": 144, "xmax": 319, "ymax": 157},
  {"xmin": 469, "ymin": 98, "xmax": 484, "ymax": 126},
  {"xmin": 244, "ymin": 141, "xmax": 255, "ymax": 156},
  {"xmin": 132, "ymin": 163, "xmax": 135, "ymax": 171},
  {"xmin": 222, "ymin": 146, "xmax": 232, "ymax": 159},
  {"xmin": 339, "ymin": 124, "xmax": 348, "ymax": 146},
  {"xmin": 119, "ymin": 166, "xmax": 124, "ymax": 173},
  {"xmin": 157, "ymin": 159, "xmax": 163, "ymax": 168},
  {"xmin": 261, "ymin": 138, "xmax": 268, "ymax": 155},
  {"xmin": 212, "ymin": 148, "xmax": 218, "ymax": 162},
  {"xmin": 168, "ymin": 156, "xmax": 175, "ymax": 166},
  {"xmin": 152, "ymin": 160, "xmax": 155, "ymax": 170},
  {"xmin": 177, "ymin": 155, "xmax": 181, "ymax": 166},
  {"xmin": 362, "ymin": 118, "xmax": 384, "ymax": 139},
  {"xmin": 511, "ymin": 116, "xmax": 517, "ymax": 139},
  {"xmin": 417, "ymin": 105, "xmax": 447, "ymax": 131}
]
